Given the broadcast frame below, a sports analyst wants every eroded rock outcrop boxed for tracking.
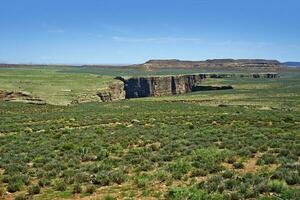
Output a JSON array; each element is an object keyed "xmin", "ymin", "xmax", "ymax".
[
  {"xmin": 120, "ymin": 73, "xmax": 278, "ymax": 99},
  {"xmin": 97, "ymin": 73, "xmax": 279, "ymax": 101},
  {"xmin": 96, "ymin": 81, "xmax": 125, "ymax": 102},
  {"xmin": 123, "ymin": 74, "xmax": 206, "ymax": 98},
  {"xmin": 0, "ymin": 91, "xmax": 45, "ymax": 104}
]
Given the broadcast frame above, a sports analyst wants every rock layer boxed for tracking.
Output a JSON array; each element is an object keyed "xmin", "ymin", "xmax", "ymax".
[
  {"xmin": 121, "ymin": 73, "xmax": 278, "ymax": 99},
  {"xmin": 123, "ymin": 74, "xmax": 206, "ymax": 98},
  {"xmin": 97, "ymin": 81, "xmax": 125, "ymax": 102},
  {"xmin": 98, "ymin": 73, "xmax": 279, "ymax": 101},
  {"xmin": 0, "ymin": 91, "xmax": 45, "ymax": 104},
  {"xmin": 137, "ymin": 59, "xmax": 284, "ymax": 70}
]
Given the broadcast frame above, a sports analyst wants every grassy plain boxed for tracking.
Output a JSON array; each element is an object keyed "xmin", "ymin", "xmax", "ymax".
[
  {"xmin": 0, "ymin": 66, "xmax": 299, "ymax": 200},
  {"xmin": 0, "ymin": 67, "xmax": 115, "ymax": 105}
]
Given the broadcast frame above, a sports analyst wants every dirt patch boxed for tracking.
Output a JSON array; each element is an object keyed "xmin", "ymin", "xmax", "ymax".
[{"xmin": 222, "ymin": 152, "xmax": 279, "ymax": 174}]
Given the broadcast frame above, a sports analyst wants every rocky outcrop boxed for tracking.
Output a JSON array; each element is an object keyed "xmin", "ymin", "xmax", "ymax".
[
  {"xmin": 0, "ymin": 91, "xmax": 45, "ymax": 104},
  {"xmin": 123, "ymin": 74, "xmax": 205, "ymax": 98},
  {"xmin": 96, "ymin": 81, "xmax": 125, "ymax": 102},
  {"xmin": 120, "ymin": 73, "xmax": 278, "ymax": 99},
  {"xmin": 96, "ymin": 73, "xmax": 279, "ymax": 101}
]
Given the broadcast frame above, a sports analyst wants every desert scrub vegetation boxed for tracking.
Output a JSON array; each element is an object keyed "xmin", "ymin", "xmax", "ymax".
[{"xmin": 0, "ymin": 71, "xmax": 300, "ymax": 199}]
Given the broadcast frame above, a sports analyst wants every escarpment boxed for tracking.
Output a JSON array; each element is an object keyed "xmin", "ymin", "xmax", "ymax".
[
  {"xmin": 96, "ymin": 81, "xmax": 125, "ymax": 102},
  {"xmin": 122, "ymin": 74, "xmax": 207, "ymax": 98},
  {"xmin": 135, "ymin": 59, "xmax": 285, "ymax": 70},
  {"xmin": 97, "ymin": 73, "xmax": 279, "ymax": 102}
]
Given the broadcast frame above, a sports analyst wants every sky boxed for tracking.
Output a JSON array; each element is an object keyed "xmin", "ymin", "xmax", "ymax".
[{"xmin": 0, "ymin": 0, "xmax": 300, "ymax": 64}]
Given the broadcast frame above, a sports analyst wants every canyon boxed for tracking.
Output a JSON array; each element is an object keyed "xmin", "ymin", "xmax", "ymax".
[{"xmin": 97, "ymin": 73, "xmax": 279, "ymax": 102}]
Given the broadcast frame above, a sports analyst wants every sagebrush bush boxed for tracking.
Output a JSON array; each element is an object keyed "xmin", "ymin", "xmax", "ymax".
[
  {"xmin": 7, "ymin": 181, "xmax": 23, "ymax": 193},
  {"xmin": 257, "ymin": 153, "xmax": 277, "ymax": 165},
  {"xmin": 268, "ymin": 180, "xmax": 286, "ymax": 193},
  {"xmin": 28, "ymin": 184, "xmax": 41, "ymax": 195},
  {"xmin": 14, "ymin": 193, "xmax": 28, "ymax": 200},
  {"xmin": 85, "ymin": 185, "xmax": 96, "ymax": 194},
  {"xmin": 72, "ymin": 184, "xmax": 82, "ymax": 194},
  {"xmin": 233, "ymin": 162, "xmax": 244, "ymax": 169},
  {"xmin": 103, "ymin": 195, "xmax": 116, "ymax": 200},
  {"xmin": 222, "ymin": 170, "xmax": 234, "ymax": 179},
  {"xmin": 167, "ymin": 160, "xmax": 191, "ymax": 180},
  {"xmin": 111, "ymin": 169, "xmax": 127, "ymax": 184},
  {"xmin": 55, "ymin": 180, "xmax": 66, "ymax": 191},
  {"xmin": 94, "ymin": 171, "xmax": 110, "ymax": 186},
  {"xmin": 284, "ymin": 172, "xmax": 300, "ymax": 185}
]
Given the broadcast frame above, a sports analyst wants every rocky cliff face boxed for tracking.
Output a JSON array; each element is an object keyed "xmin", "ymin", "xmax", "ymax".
[
  {"xmin": 122, "ymin": 73, "xmax": 279, "ymax": 99},
  {"xmin": 123, "ymin": 74, "xmax": 206, "ymax": 98},
  {"xmin": 97, "ymin": 73, "xmax": 279, "ymax": 101},
  {"xmin": 0, "ymin": 91, "xmax": 45, "ymax": 104},
  {"xmin": 97, "ymin": 81, "xmax": 125, "ymax": 102}
]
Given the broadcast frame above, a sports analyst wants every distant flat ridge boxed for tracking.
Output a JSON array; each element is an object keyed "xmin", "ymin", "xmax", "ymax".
[{"xmin": 134, "ymin": 59, "xmax": 283, "ymax": 69}]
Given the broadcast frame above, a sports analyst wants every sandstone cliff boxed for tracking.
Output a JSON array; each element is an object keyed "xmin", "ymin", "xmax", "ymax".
[
  {"xmin": 97, "ymin": 73, "xmax": 279, "ymax": 101},
  {"xmin": 97, "ymin": 81, "xmax": 125, "ymax": 102},
  {"xmin": 123, "ymin": 74, "xmax": 206, "ymax": 98}
]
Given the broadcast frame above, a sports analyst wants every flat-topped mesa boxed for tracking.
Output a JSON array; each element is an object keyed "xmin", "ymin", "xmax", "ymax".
[{"xmin": 140, "ymin": 59, "xmax": 284, "ymax": 69}]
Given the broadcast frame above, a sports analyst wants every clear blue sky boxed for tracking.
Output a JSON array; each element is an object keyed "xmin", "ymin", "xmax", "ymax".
[{"xmin": 0, "ymin": 0, "xmax": 299, "ymax": 64}]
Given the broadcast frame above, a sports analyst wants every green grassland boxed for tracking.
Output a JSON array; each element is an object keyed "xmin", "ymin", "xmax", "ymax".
[
  {"xmin": 0, "ymin": 67, "xmax": 116, "ymax": 105},
  {"xmin": 0, "ymin": 66, "xmax": 234, "ymax": 105},
  {"xmin": 0, "ymin": 66, "xmax": 300, "ymax": 200}
]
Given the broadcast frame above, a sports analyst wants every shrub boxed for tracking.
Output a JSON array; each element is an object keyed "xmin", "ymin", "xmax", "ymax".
[
  {"xmin": 55, "ymin": 180, "xmax": 66, "ymax": 191},
  {"xmin": 257, "ymin": 182, "xmax": 270, "ymax": 194},
  {"xmin": 103, "ymin": 195, "xmax": 116, "ymax": 200},
  {"xmin": 224, "ymin": 179, "xmax": 238, "ymax": 190},
  {"xmin": 94, "ymin": 171, "xmax": 110, "ymax": 186},
  {"xmin": 192, "ymin": 148, "xmax": 230, "ymax": 173},
  {"xmin": 38, "ymin": 178, "xmax": 51, "ymax": 187},
  {"xmin": 134, "ymin": 175, "xmax": 150, "ymax": 188},
  {"xmin": 155, "ymin": 170, "xmax": 170, "ymax": 182},
  {"xmin": 228, "ymin": 192, "xmax": 242, "ymax": 200},
  {"xmin": 111, "ymin": 170, "xmax": 127, "ymax": 184},
  {"xmin": 85, "ymin": 185, "xmax": 96, "ymax": 194},
  {"xmin": 15, "ymin": 193, "xmax": 28, "ymax": 200},
  {"xmin": 74, "ymin": 172, "xmax": 89, "ymax": 184},
  {"xmin": 167, "ymin": 160, "xmax": 191, "ymax": 180},
  {"xmin": 0, "ymin": 187, "xmax": 5, "ymax": 198},
  {"xmin": 199, "ymin": 175, "xmax": 223, "ymax": 193},
  {"xmin": 222, "ymin": 170, "xmax": 234, "ymax": 179},
  {"xmin": 190, "ymin": 169, "xmax": 208, "ymax": 177},
  {"xmin": 233, "ymin": 162, "xmax": 244, "ymax": 169},
  {"xmin": 7, "ymin": 180, "xmax": 23, "ymax": 193},
  {"xmin": 257, "ymin": 153, "xmax": 277, "ymax": 165},
  {"xmin": 267, "ymin": 180, "xmax": 286, "ymax": 193},
  {"xmin": 72, "ymin": 184, "xmax": 82, "ymax": 194},
  {"xmin": 28, "ymin": 184, "xmax": 41, "ymax": 195},
  {"xmin": 166, "ymin": 186, "xmax": 223, "ymax": 200},
  {"xmin": 226, "ymin": 157, "xmax": 236, "ymax": 164},
  {"xmin": 271, "ymin": 168, "xmax": 288, "ymax": 180},
  {"xmin": 284, "ymin": 172, "xmax": 300, "ymax": 185}
]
